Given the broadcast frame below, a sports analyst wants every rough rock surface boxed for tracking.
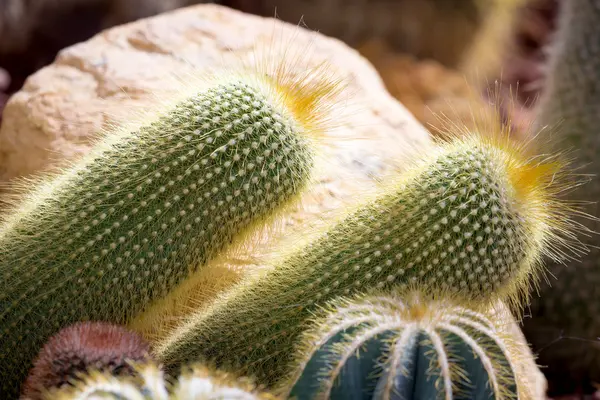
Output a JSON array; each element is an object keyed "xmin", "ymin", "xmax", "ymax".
[{"xmin": 0, "ymin": 4, "xmax": 546, "ymax": 397}]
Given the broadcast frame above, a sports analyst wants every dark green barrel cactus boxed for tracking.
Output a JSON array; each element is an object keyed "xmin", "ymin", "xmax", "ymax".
[
  {"xmin": 156, "ymin": 131, "xmax": 580, "ymax": 387},
  {"xmin": 284, "ymin": 292, "xmax": 530, "ymax": 400},
  {"xmin": 0, "ymin": 64, "xmax": 343, "ymax": 396}
]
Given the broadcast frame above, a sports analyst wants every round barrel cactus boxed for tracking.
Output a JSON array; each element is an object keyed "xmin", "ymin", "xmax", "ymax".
[{"xmin": 285, "ymin": 292, "xmax": 531, "ymax": 400}]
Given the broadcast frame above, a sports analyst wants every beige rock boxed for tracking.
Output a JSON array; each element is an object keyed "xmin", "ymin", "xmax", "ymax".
[
  {"xmin": 0, "ymin": 4, "xmax": 429, "ymax": 185},
  {"xmin": 0, "ymin": 4, "xmax": 545, "ymax": 397}
]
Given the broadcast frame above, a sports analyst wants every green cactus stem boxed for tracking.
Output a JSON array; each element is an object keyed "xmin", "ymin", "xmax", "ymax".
[
  {"xmin": 284, "ymin": 291, "xmax": 532, "ymax": 400},
  {"xmin": 156, "ymin": 130, "xmax": 581, "ymax": 387},
  {"xmin": 0, "ymin": 62, "xmax": 344, "ymax": 397},
  {"xmin": 521, "ymin": 0, "xmax": 600, "ymax": 390}
]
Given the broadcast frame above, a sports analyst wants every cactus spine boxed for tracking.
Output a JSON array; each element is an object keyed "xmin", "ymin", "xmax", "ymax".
[
  {"xmin": 47, "ymin": 362, "xmax": 277, "ymax": 400},
  {"xmin": 0, "ymin": 57, "xmax": 345, "ymax": 396},
  {"xmin": 284, "ymin": 291, "xmax": 531, "ymax": 400},
  {"xmin": 522, "ymin": 0, "xmax": 600, "ymax": 389},
  {"xmin": 156, "ymin": 131, "xmax": 579, "ymax": 386}
]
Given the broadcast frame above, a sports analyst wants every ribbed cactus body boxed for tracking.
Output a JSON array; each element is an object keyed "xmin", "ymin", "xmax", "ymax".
[
  {"xmin": 286, "ymin": 293, "xmax": 522, "ymax": 400},
  {"xmin": 523, "ymin": 0, "xmax": 600, "ymax": 387},
  {"xmin": 0, "ymin": 75, "xmax": 318, "ymax": 396},
  {"xmin": 48, "ymin": 363, "xmax": 277, "ymax": 400},
  {"xmin": 157, "ymin": 132, "xmax": 567, "ymax": 385}
]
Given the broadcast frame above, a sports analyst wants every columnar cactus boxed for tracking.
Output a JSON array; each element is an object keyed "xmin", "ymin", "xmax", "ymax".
[
  {"xmin": 283, "ymin": 291, "xmax": 533, "ymax": 400},
  {"xmin": 156, "ymin": 130, "xmax": 581, "ymax": 386},
  {"xmin": 0, "ymin": 57, "xmax": 345, "ymax": 396},
  {"xmin": 47, "ymin": 362, "xmax": 277, "ymax": 400},
  {"xmin": 522, "ymin": 0, "xmax": 600, "ymax": 389}
]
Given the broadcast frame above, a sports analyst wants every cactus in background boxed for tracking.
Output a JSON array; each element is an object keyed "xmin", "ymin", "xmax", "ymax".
[
  {"xmin": 0, "ymin": 56, "xmax": 345, "ymax": 396},
  {"xmin": 521, "ymin": 0, "xmax": 600, "ymax": 391},
  {"xmin": 156, "ymin": 130, "xmax": 582, "ymax": 386},
  {"xmin": 21, "ymin": 321, "xmax": 151, "ymax": 400},
  {"xmin": 283, "ymin": 291, "xmax": 533, "ymax": 400},
  {"xmin": 47, "ymin": 362, "xmax": 277, "ymax": 400}
]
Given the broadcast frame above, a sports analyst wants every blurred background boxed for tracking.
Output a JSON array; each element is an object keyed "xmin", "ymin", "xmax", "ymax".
[
  {"xmin": 0, "ymin": 0, "xmax": 557, "ymax": 133},
  {"xmin": 1, "ymin": 0, "xmax": 575, "ymax": 397}
]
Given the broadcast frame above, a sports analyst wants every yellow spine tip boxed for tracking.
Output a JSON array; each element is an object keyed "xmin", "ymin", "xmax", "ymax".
[
  {"xmin": 507, "ymin": 160, "xmax": 562, "ymax": 204},
  {"xmin": 266, "ymin": 63, "xmax": 347, "ymax": 138}
]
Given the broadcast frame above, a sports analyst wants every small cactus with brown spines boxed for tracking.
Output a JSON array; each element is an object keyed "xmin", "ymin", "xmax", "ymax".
[
  {"xmin": 22, "ymin": 321, "xmax": 151, "ymax": 400},
  {"xmin": 47, "ymin": 362, "xmax": 278, "ymax": 400}
]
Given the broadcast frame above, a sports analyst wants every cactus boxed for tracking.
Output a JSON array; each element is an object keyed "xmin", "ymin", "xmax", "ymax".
[
  {"xmin": 155, "ymin": 130, "xmax": 581, "ymax": 386},
  {"xmin": 46, "ymin": 362, "xmax": 278, "ymax": 400},
  {"xmin": 283, "ymin": 291, "xmax": 533, "ymax": 400},
  {"xmin": 0, "ymin": 53, "xmax": 345, "ymax": 396},
  {"xmin": 130, "ymin": 262, "xmax": 245, "ymax": 344},
  {"xmin": 22, "ymin": 322, "xmax": 151, "ymax": 400},
  {"xmin": 521, "ymin": 0, "xmax": 600, "ymax": 390}
]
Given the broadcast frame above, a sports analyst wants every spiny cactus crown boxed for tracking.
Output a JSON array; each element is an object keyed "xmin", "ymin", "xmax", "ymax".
[
  {"xmin": 48, "ymin": 362, "xmax": 277, "ymax": 400},
  {"xmin": 155, "ymin": 131, "xmax": 579, "ymax": 386},
  {"xmin": 285, "ymin": 291, "xmax": 526, "ymax": 400}
]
